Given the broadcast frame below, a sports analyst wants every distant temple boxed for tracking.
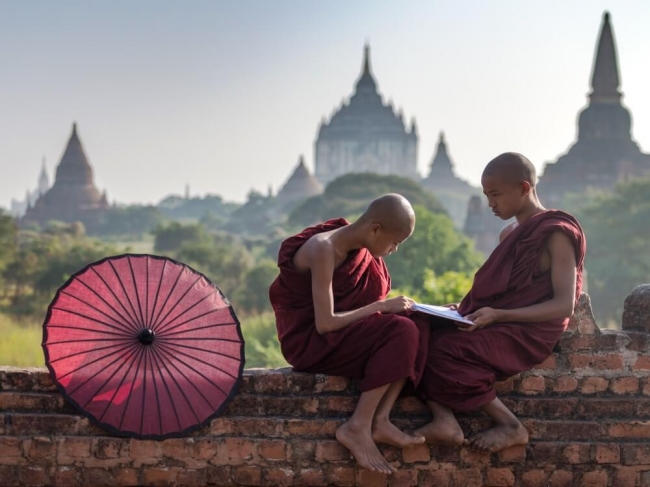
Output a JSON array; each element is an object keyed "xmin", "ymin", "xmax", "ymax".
[
  {"xmin": 314, "ymin": 45, "xmax": 418, "ymax": 185},
  {"xmin": 276, "ymin": 155, "xmax": 323, "ymax": 211},
  {"xmin": 539, "ymin": 12, "xmax": 650, "ymax": 208},
  {"xmin": 9, "ymin": 158, "xmax": 50, "ymax": 218},
  {"xmin": 22, "ymin": 123, "xmax": 109, "ymax": 230},
  {"xmin": 463, "ymin": 195, "xmax": 507, "ymax": 257},
  {"xmin": 421, "ymin": 132, "xmax": 480, "ymax": 228}
]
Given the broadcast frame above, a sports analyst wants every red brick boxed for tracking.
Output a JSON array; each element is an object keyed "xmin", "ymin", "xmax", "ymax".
[
  {"xmin": 176, "ymin": 469, "xmax": 207, "ymax": 487},
  {"xmin": 553, "ymin": 376, "xmax": 578, "ymax": 393},
  {"xmin": 18, "ymin": 466, "xmax": 49, "ymax": 485},
  {"xmin": 520, "ymin": 469, "xmax": 549, "ymax": 487},
  {"xmin": 569, "ymin": 353, "xmax": 625, "ymax": 370},
  {"xmin": 315, "ymin": 441, "xmax": 349, "ymax": 462},
  {"xmin": 314, "ymin": 375, "xmax": 350, "ymax": 392},
  {"xmin": 611, "ymin": 422, "xmax": 650, "ymax": 440},
  {"xmin": 396, "ymin": 396, "xmax": 428, "ymax": 414},
  {"xmin": 614, "ymin": 467, "xmax": 639, "ymax": 487},
  {"xmin": 390, "ymin": 469, "xmax": 418, "ymax": 487},
  {"xmin": 113, "ymin": 467, "xmax": 139, "ymax": 486},
  {"xmin": 258, "ymin": 440, "xmax": 286, "ymax": 461},
  {"xmin": 633, "ymin": 356, "xmax": 650, "ymax": 370},
  {"xmin": 594, "ymin": 444, "xmax": 620, "ymax": 463},
  {"xmin": 328, "ymin": 466, "xmax": 356, "ymax": 486},
  {"xmin": 205, "ymin": 466, "xmax": 232, "ymax": 486},
  {"xmin": 498, "ymin": 445, "xmax": 526, "ymax": 462},
  {"xmin": 548, "ymin": 470, "xmax": 573, "ymax": 487},
  {"xmin": 210, "ymin": 418, "xmax": 236, "ymax": 435},
  {"xmin": 289, "ymin": 440, "xmax": 316, "ymax": 461},
  {"xmin": 235, "ymin": 418, "xmax": 282, "ymax": 437},
  {"xmin": 234, "ymin": 465, "xmax": 262, "ymax": 486},
  {"xmin": 299, "ymin": 468, "xmax": 327, "ymax": 486},
  {"xmin": 142, "ymin": 466, "xmax": 181, "ymax": 486},
  {"xmin": 129, "ymin": 439, "xmax": 161, "ymax": 459},
  {"xmin": 486, "ymin": 467, "xmax": 515, "ymax": 486},
  {"xmin": 401, "ymin": 444, "xmax": 430, "ymax": 463},
  {"xmin": 460, "ymin": 446, "xmax": 491, "ymax": 464},
  {"xmin": 563, "ymin": 443, "xmax": 590, "ymax": 464},
  {"xmin": 0, "ymin": 437, "xmax": 22, "ymax": 458},
  {"xmin": 453, "ymin": 468, "xmax": 483, "ymax": 487},
  {"xmin": 264, "ymin": 467, "xmax": 295, "ymax": 486},
  {"xmin": 322, "ymin": 396, "xmax": 355, "ymax": 414},
  {"xmin": 59, "ymin": 437, "xmax": 92, "ymax": 459},
  {"xmin": 0, "ymin": 466, "xmax": 18, "ymax": 487},
  {"xmin": 253, "ymin": 373, "xmax": 287, "ymax": 393},
  {"xmin": 95, "ymin": 438, "xmax": 126, "ymax": 459},
  {"xmin": 622, "ymin": 444, "xmax": 650, "ymax": 464},
  {"xmin": 420, "ymin": 469, "xmax": 452, "ymax": 487},
  {"xmin": 643, "ymin": 378, "xmax": 650, "ymax": 396},
  {"xmin": 581, "ymin": 470, "xmax": 609, "ymax": 486},
  {"xmin": 27, "ymin": 437, "xmax": 56, "ymax": 460},
  {"xmin": 581, "ymin": 377, "xmax": 609, "ymax": 394},
  {"xmin": 520, "ymin": 376, "xmax": 546, "ymax": 394},
  {"xmin": 357, "ymin": 469, "xmax": 388, "ymax": 486},
  {"xmin": 610, "ymin": 377, "xmax": 640, "ymax": 394},
  {"xmin": 534, "ymin": 354, "xmax": 557, "ymax": 370},
  {"xmin": 215, "ymin": 438, "xmax": 256, "ymax": 465},
  {"xmin": 52, "ymin": 467, "xmax": 81, "ymax": 487}
]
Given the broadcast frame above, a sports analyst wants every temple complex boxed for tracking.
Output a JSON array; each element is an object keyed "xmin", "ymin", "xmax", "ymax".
[
  {"xmin": 276, "ymin": 155, "xmax": 323, "ymax": 211},
  {"xmin": 21, "ymin": 123, "xmax": 109, "ymax": 230},
  {"xmin": 9, "ymin": 158, "xmax": 50, "ymax": 218},
  {"xmin": 539, "ymin": 12, "xmax": 650, "ymax": 208},
  {"xmin": 314, "ymin": 45, "xmax": 418, "ymax": 185},
  {"xmin": 421, "ymin": 132, "xmax": 480, "ymax": 228}
]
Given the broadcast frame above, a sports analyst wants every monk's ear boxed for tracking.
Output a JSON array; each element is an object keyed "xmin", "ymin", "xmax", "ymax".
[
  {"xmin": 520, "ymin": 181, "xmax": 531, "ymax": 196},
  {"xmin": 368, "ymin": 222, "xmax": 382, "ymax": 235}
]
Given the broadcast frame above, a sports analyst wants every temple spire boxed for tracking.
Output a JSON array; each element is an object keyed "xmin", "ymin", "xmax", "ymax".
[
  {"xmin": 354, "ymin": 43, "xmax": 378, "ymax": 95},
  {"xmin": 590, "ymin": 12, "xmax": 621, "ymax": 104}
]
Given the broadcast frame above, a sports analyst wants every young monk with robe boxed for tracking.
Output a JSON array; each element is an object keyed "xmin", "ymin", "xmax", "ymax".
[
  {"xmin": 269, "ymin": 194, "xmax": 431, "ymax": 474},
  {"xmin": 415, "ymin": 152, "xmax": 586, "ymax": 453}
]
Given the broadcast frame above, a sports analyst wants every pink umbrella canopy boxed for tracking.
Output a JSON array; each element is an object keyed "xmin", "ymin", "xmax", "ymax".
[{"xmin": 42, "ymin": 254, "xmax": 245, "ymax": 439}]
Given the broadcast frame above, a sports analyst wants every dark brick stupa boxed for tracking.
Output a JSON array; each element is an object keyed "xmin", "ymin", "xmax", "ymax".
[
  {"xmin": 539, "ymin": 12, "xmax": 650, "ymax": 208},
  {"xmin": 22, "ymin": 123, "xmax": 109, "ymax": 230}
]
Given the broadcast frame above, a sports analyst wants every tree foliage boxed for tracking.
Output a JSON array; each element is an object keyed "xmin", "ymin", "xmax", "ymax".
[
  {"xmin": 575, "ymin": 178, "xmax": 650, "ymax": 326},
  {"xmin": 384, "ymin": 206, "xmax": 483, "ymax": 291},
  {"xmin": 289, "ymin": 173, "xmax": 447, "ymax": 227}
]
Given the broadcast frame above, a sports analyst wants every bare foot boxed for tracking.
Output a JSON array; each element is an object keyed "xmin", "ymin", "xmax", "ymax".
[
  {"xmin": 372, "ymin": 417, "xmax": 425, "ymax": 447},
  {"xmin": 466, "ymin": 423, "xmax": 528, "ymax": 452},
  {"xmin": 414, "ymin": 416, "xmax": 464, "ymax": 446},
  {"xmin": 336, "ymin": 420, "xmax": 396, "ymax": 474}
]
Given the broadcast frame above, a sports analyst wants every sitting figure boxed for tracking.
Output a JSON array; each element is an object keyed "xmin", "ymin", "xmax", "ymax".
[
  {"xmin": 269, "ymin": 194, "xmax": 431, "ymax": 474},
  {"xmin": 415, "ymin": 152, "xmax": 586, "ymax": 453}
]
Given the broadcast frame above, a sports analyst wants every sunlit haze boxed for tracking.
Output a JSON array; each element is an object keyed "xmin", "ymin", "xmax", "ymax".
[{"xmin": 1, "ymin": 0, "xmax": 649, "ymax": 209}]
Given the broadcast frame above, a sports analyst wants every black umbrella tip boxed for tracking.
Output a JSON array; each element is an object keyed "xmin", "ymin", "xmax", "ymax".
[{"xmin": 138, "ymin": 328, "xmax": 156, "ymax": 345}]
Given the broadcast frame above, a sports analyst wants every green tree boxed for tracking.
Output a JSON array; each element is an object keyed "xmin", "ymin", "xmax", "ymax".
[
  {"xmin": 96, "ymin": 205, "xmax": 164, "ymax": 237},
  {"xmin": 385, "ymin": 205, "xmax": 483, "ymax": 291},
  {"xmin": 0, "ymin": 212, "xmax": 18, "ymax": 278},
  {"xmin": 233, "ymin": 259, "xmax": 278, "ymax": 314},
  {"xmin": 153, "ymin": 221, "xmax": 209, "ymax": 253},
  {"xmin": 393, "ymin": 270, "xmax": 473, "ymax": 306},
  {"xmin": 576, "ymin": 178, "xmax": 650, "ymax": 326},
  {"xmin": 289, "ymin": 173, "xmax": 447, "ymax": 227}
]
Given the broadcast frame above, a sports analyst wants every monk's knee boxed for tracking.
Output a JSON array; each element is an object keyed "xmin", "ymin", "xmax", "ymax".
[{"xmin": 394, "ymin": 316, "xmax": 420, "ymax": 343}]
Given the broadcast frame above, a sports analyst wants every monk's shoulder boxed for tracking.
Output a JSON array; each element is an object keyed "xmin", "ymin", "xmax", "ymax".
[
  {"xmin": 293, "ymin": 232, "xmax": 336, "ymax": 271},
  {"xmin": 499, "ymin": 221, "xmax": 518, "ymax": 242}
]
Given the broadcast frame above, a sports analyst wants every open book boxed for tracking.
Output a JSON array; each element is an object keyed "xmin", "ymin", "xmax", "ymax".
[{"xmin": 413, "ymin": 303, "xmax": 475, "ymax": 326}]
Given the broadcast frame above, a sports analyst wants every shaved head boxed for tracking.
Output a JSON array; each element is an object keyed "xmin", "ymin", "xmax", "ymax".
[
  {"xmin": 358, "ymin": 193, "xmax": 415, "ymax": 235},
  {"xmin": 483, "ymin": 152, "xmax": 537, "ymax": 187}
]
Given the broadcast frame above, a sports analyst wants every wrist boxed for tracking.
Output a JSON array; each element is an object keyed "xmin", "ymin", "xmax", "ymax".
[{"xmin": 374, "ymin": 300, "xmax": 386, "ymax": 313}]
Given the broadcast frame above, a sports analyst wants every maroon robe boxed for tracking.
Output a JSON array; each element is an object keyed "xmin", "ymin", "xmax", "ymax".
[
  {"xmin": 417, "ymin": 210, "xmax": 586, "ymax": 411},
  {"xmin": 269, "ymin": 218, "xmax": 430, "ymax": 392}
]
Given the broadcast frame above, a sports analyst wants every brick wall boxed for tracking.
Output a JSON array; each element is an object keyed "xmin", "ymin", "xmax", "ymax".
[{"xmin": 2, "ymin": 290, "xmax": 650, "ymax": 486}]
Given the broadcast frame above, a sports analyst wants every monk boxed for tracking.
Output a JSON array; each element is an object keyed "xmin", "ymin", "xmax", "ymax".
[
  {"xmin": 414, "ymin": 152, "xmax": 586, "ymax": 453},
  {"xmin": 269, "ymin": 194, "xmax": 431, "ymax": 474}
]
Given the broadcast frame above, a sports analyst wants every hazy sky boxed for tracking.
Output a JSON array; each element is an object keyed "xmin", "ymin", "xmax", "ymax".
[{"xmin": 1, "ymin": 1, "xmax": 649, "ymax": 209}]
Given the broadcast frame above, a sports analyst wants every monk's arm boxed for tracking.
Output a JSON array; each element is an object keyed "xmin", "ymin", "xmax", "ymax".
[
  {"xmin": 493, "ymin": 231, "xmax": 577, "ymax": 323},
  {"xmin": 308, "ymin": 242, "xmax": 410, "ymax": 335}
]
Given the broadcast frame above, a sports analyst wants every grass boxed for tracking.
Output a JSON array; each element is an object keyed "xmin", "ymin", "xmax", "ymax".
[{"xmin": 0, "ymin": 314, "xmax": 44, "ymax": 367}]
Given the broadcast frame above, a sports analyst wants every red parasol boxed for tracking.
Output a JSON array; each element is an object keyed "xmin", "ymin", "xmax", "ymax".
[{"xmin": 42, "ymin": 254, "xmax": 244, "ymax": 439}]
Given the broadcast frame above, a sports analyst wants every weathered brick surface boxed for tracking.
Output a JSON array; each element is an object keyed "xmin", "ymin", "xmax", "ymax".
[{"xmin": 4, "ymin": 293, "xmax": 650, "ymax": 485}]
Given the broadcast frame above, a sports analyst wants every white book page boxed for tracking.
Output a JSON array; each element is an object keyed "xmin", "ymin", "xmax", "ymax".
[{"xmin": 414, "ymin": 303, "xmax": 476, "ymax": 326}]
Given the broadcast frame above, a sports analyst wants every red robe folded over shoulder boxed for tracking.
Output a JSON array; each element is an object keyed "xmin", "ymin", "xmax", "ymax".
[
  {"xmin": 269, "ymin": 218, "xmax": 430, "ymax": 392},
  {"xmin": 418, "ymin": 210, "xmax": 586, "ymax": 411}
]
